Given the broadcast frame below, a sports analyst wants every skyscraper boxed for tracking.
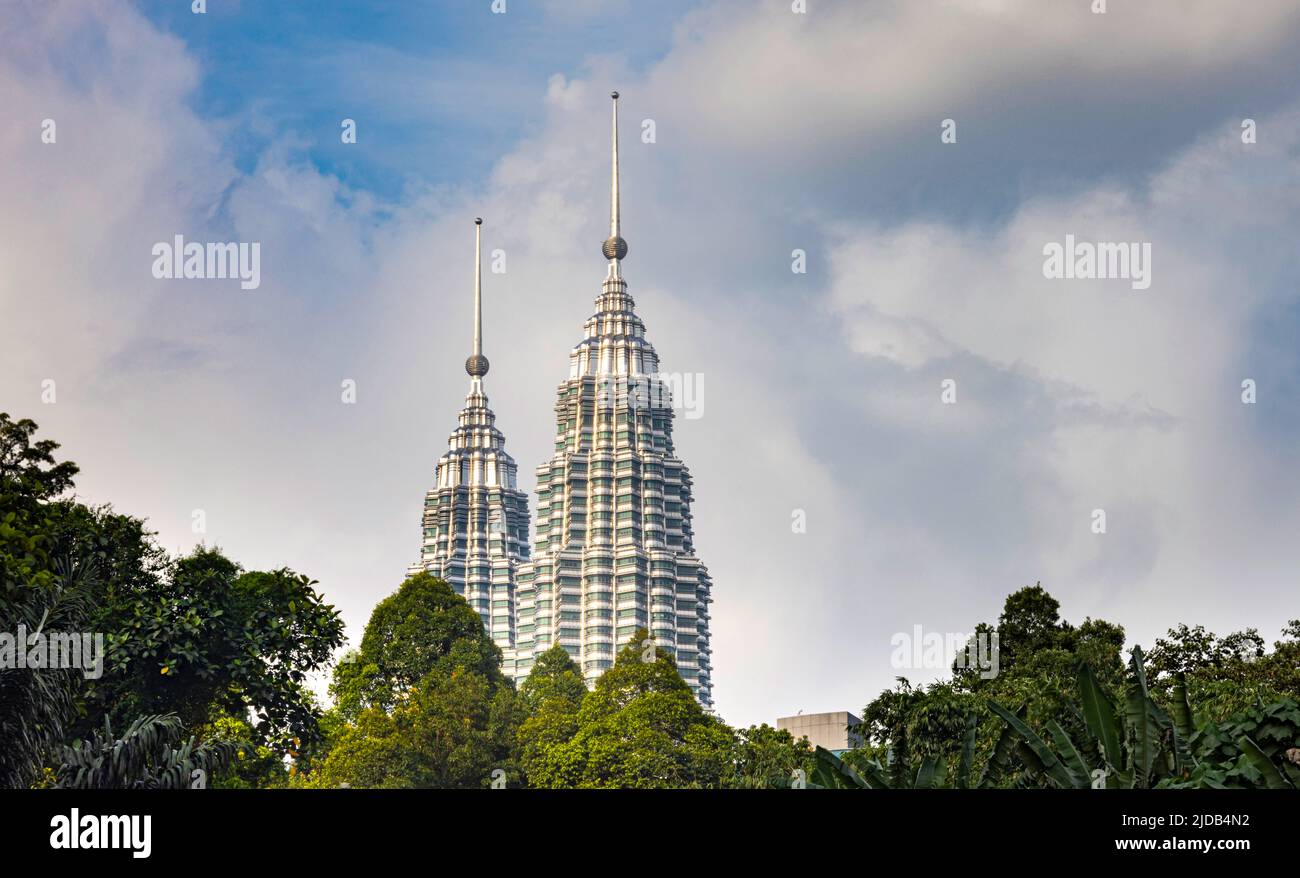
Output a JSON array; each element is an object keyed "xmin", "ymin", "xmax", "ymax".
[
  {"xmin": 408, "ymin": 219, "xmax": 531, "ymax": 655},
  {"xmin": 510, "ymin": 92, "xmax": 714, "ymax": 707}
]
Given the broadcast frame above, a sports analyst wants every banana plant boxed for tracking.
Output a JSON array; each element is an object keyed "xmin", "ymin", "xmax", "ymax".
[
  {"xmin": 813, "ymin": 647, "xmax": 1297, "ymax": 790},
  {"xmin": 1161, "ymin": 697, "xmax": 1300, "ymax": 789},
  {"xmin": 810, "ymin": 746, "xmax": 877, "ymax": 788},
  {"xmin": 987, "ymin": 646, "xmax": 1195, "ymax": 788},
  {"xmin": 810, "ymin": 711, "xmax": 981, "ymax": 789},
  {"xmin": 811, "ymin": 745, "xmax": 950, "ymax": 789}
]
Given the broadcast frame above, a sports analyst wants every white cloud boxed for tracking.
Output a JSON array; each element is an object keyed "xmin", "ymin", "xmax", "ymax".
[
  {"xmin": 825, "ymin": 104, "xmax": 1300, "ymax": 676},
  {"xmin": 6, "ymin": 0, "xmax": 1300, "ymax": 733},
  {"xmin": 650, "ymin": 0, "xmax": 1300, "ymax": 154}
]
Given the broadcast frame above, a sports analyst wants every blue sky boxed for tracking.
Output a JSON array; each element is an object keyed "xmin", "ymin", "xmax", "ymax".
[
  {"xmin": 5, "ymin": 0, "xmax": 1300, "ymax": 728},
  {"xmin": 137, "ymin": 0, "xmax": 697, "ymax": 197}
]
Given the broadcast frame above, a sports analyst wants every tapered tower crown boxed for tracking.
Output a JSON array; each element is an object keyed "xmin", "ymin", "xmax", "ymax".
[
  {"xmin": 411, "ymin": 217, "xmax": 529, "ymax": 655},
  {"xmin": 509, "ymin": 89, "xmax": 714, "ymax": 708}
]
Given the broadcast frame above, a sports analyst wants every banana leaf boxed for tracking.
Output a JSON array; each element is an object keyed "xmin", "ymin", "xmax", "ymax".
[
  {"xmin": 1125, "ymin": 646, "xmax": 1171, "ymax": 787},
  {"xmin": 1046, "ymin": 719, "xmax": 1092, "ymax": 788},
  {"xmin": 1168, "ymin": 674, "xmax": 1197, "ymax": 773},
  {"xmin": 811, "ymin": 745, "xmax": 883, "ymax": 789},
  {"xmin": 1236, "ymin": 735, "xmax": 1292, "ymax": 790},
  {"xmin": 955, "ymin": 712, "xmax": 978, "ymax": 789},
  {"xmin": 914, "ymin": 756, "xmax": 940, "ymax": 790},
  {"xmin": 1077, "ymin": 663, "xmax": 1122, "ymax": 770},
  {"xmin": 979, "ymin": 705, "xmax": 1024, "ymax": 788},
  {"xmin": 988, "ymin": 700, "xmax": 1077, "ymax": 789}
]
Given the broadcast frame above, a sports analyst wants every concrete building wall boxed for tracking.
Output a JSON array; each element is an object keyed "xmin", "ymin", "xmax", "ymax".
[{"xmin": 777, "ymin": 711, "xmax": 863, "ymax": 751}]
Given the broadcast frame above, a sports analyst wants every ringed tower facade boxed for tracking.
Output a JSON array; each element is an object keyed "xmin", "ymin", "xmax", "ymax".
[
  {"xmin": 511, "ymin": 93, "xmax": 714, "ymax": 706},
  {"xmin": 409, "ymin": 219, "xmax": 531, "ymax": 654}
]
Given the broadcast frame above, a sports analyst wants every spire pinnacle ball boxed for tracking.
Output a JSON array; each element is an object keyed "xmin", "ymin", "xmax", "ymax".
[
  {"xmin": 475, "ymin": 217, "xmax": 482, "ymax": 225},
  {"xmin": 602, "ymin": 236, "xmax": 627, "ymax": 261},
  {"xmin": 611, "ymin": 90, "xmax": 619, "ymax": 99},
  {"xmin": 465, "ymin": 354, "xmax": 489, "ymax": 377}
]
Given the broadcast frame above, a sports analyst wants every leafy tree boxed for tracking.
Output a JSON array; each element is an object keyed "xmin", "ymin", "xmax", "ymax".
[
  {"xmin": 516, "ymin": 642, "xmax": 811, "ymax": 789},
  {"xmin": 0, "ymin": 413, "xmax": 89, "ymax": 788},
  {"xmin": 305, "ymin": 668, "xmax": 517, "ymax": 789},
  {"xmin": 518, "ymin": 642, "xmax": 587, "ymax": 710},
  {"xmin": 55, "ymin": 713, "xmax": 240, "ymax": 789},
  {"xmin": 994, "ymin": 584, "xmax": 1066, "ymax": 673},
  {"xmin": 302, "ymin": 573, "xmax": 518, "ymax": 788},
  {"xmin": 524, "ymin": 630, "xmax": 734, "ymax": 788},
  {"xmin": 331, "ymin": 572, "xmax": 502, "ymax": 721},
  {"xmin": 1148, "ymin": 623, "xmax": 1264, "ymax": 671},
  {"xmin": 830, "ymin": 647, "xmax": 1284, "ymax": 791},
  {"xmin": 0, "ymin": 413, "xmax": 79, "ymax": 596},
  {"xmin": 854, "ymin": 584, "xmax": 1126, "ymax": 788},
  {"xmin": 727, "ymin": 723, "xmax": 816, "ymax": 789},
  {"xmin": 516, "ymin": 643, "xmax": 585, "ymax": 787},
  {"xmin": 203, "ymin": 711, "xmax": 291, "ymax": 789},
  {"xmin": 45, "ymin": 501, "xmax": 170, "ymax": 619},
  {"xmin": 81, "ymin": 546, "xmax": 344, "ymax": 754},
  {"xmin": 1, "ymin": 413, "xmax": 342, "ymax": 786},
  {"xmin": 983, "ymin": 647, "xmax": 1300, "ymax": 790},
  {"xmin": 848, "ymin": 678, "xmax": 977, "ymax": 783},
  {"xmin": 296, "ymin": 705, "xmax": 414, "ymax": 789},
  {"xmin": 984, "ymin": 647, "xmax": 1191, "ymax": 789},
  {"xmin": 1147, "ymin": 621, "xmax": 1300, "ymax": 722}
]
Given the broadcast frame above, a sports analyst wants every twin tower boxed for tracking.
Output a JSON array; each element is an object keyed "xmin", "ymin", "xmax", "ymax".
[{"xmin": 406, "ymin": 93, "xmax": 714, "ymax": 707}]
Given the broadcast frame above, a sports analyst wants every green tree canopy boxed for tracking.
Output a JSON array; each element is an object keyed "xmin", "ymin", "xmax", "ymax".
[
  {"xmin": 1147, "ymin": 621, "xmax": 1300, "ymax": 722},
  {"xmin": 305, "ymin": 667, "xmax": 517, "ymax": 789},
  {"xmin": 305, "ymin": 573, "xmax": 517, "ymax": 788},
  {"xmin": 516, "ymin": 643, "xmax": 586, "ymax": 786},
  {"xmin": 76, "ymin": 543, "xmax": 344, "ymax": 753},
  {"xmin": 852, "ymin": 584, "xmax": 1126, "ymax": 788},
  {"xmin": 0, "ymin": 413, "xmax": 90, "ymax": 787},
  {"xmin": 330, "ymin": 572, "xmax": 503, "ymax": 721},
  {"xmin": 727, "ymin": 723, "xmax": 816, "ymax": 789},
  {"xmin": 518, "ymin": 642, "xmax": 587, "ymax": 710},
  {"xmin": 522, "ymin": 630, "xmax": 734, "ymax": 788}
]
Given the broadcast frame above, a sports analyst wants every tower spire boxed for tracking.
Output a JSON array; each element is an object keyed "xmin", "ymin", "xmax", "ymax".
[
  {"xmin": 466, "ymin": 217, "xmax": 489, "ymax": 383},
  {"xmin": 602, "ymin": 91, "xmax": 628, "ymax": 277}
]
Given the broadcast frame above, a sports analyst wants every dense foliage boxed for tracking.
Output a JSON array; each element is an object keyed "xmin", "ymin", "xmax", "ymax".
[
  {"xmin": 76, "ymin": 544, "xmax": 343, "ymax": 753},
  {"xmin": 841, "ymin": 584, "xmax": 1299, "ymax": 790},
  {"xmin": 300, "ymin": 604, "xmax": 812, "ymax": 789},
  {"xmin": 3, "ymin": 410, "xmax": 1295, "ymax": 789},
  {"xmin": 1, "ymin": 413, "xmax": 94, "ymax": 787},
  {"xmin": 55, "ymin": 713, "xmax": 240, "ymax": 790},
  {"xmin": 519, "ymin": 632, "xmax": 734, "ymax": 788},
  {"xmin": 0, "ymin": 412, "xmax": 342, "ymax": 787},
  {"xmin": 301, "ymin": 574, "xmax": 518, "ymax": 788},
  {"xmin": 329, "ymin": 573, "xmax": 502, "ymax": 720}
]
